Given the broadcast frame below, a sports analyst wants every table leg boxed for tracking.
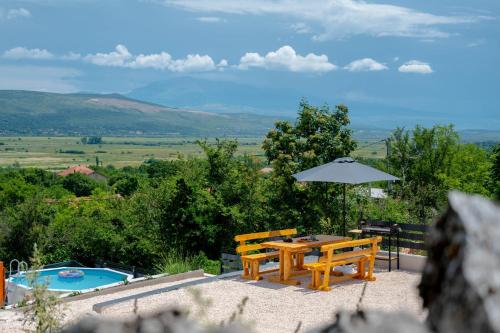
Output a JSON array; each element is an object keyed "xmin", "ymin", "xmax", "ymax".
[
  {"xmin": 279, "ymin": 249, "xmax": 285, "ymax": 280},
  {"xmin": 268, "ymin": 249, "xmax": 301, "ymax": 285},
  {"xmin": 283, "ymin": 250, "xmax": 291, "ymax": 281}
]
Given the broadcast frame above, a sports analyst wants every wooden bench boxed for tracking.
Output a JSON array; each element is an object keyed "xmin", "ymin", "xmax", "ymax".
[
  {"xmin": 304, "ymin": 236, "xmax": 382, "ymax": 291},
  {"xmin": 235, "ymin": 229, "xmax": 306, "ymax": 280}
]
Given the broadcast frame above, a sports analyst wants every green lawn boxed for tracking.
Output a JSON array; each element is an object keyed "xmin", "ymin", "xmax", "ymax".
[{"xmin": 0, "ymin": 136, "xmax": 385, "ymax": 170}]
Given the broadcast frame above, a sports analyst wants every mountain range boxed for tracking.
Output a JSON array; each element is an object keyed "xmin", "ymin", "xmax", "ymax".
[{"xmin": 0, "ymin": 89, "xmax": 498, "ymax": 142}]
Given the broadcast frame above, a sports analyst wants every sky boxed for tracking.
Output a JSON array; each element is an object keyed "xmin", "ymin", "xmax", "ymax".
[{"xmin": 1, "ymin": 0, "xmax": 499, "ymax": 129}]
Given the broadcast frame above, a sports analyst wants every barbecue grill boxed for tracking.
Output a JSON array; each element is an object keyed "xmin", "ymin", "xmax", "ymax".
[{"xmin": 358, "ymin": 220, "xmax": 401, "ymax": 271}]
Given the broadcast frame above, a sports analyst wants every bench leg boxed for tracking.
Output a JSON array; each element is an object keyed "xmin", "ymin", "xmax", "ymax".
[
  {"xmin": 355, "ymin": 259, "xmax": 366, "ymax": 279},
  {"xmin": 366, "ymin": 257, "xmax": 376, "ymax": 281},
  {"xmin": 251, "ymin": 260, "xmax": 263, "ymax": 281},
  {"xmin": 241, "ymin": 260, "xmax": 250, "ymax": 279},
  {"xmin": 308, "ymin": 270, "xmax": 321, "ymax": 290},
  {"xmin": 318, "ymin": 267, "xmax": 332, "ymax": 291}
]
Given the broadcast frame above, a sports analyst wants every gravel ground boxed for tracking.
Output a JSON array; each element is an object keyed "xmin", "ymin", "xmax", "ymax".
[
  {"xmin": 0, "ymin": 270, "xmax": 423, "ymax": 333},
  {"xmin": 103, "ymin": 270, "xmax": 424, "ymax": 333},
  {"xmin": 0, "ymin": 276, "xmax": 206, "ymax": 332}
]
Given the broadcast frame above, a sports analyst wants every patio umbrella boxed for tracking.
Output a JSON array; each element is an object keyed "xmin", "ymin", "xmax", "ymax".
[{"xmin": 292, "ymin": 157, "xmax": 399, "ymax": 236}]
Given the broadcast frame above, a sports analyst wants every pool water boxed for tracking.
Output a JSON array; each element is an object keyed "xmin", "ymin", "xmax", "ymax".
[{"xmin": 10, "ymin": 267, "xmax": 130, "ymax": 291}]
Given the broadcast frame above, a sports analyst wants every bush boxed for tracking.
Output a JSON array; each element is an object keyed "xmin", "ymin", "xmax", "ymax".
[
  {"xmin": 61, "ymin": 173, "xmax": 98, "ymax": 197},
  {"xmin": 58, "ymin": 150, "xmax": 85, "ymax": 154},
  {"xmin": 109, "ymin": 175, "xmax": 139, "ymax": 197},
  {"xmin": 154, "ymin": 251, "xmax": 220, "ymax": 275}
]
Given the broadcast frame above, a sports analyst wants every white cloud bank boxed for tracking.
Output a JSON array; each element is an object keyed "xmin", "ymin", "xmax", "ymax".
[
  {"xmin": 398, "ymin": 60, "xmax": 433, "ymax": 74},
  {"xmin": 344, "ymin": 58, "xmax": 387, "ymax": 72},
  {"xmin": 0, "ymin": 7, "xmax": 31, "ymax": 20},
  {"xmin": 158, "ymin": 0, "xmax": 483, "ymax": 40},
  {"xmin": 84, "ymin": 44, "xmax": 219, "ymax": 72},
  {"xmin": 3, "ymin": 45, "xmax": 433, "ymax": 75},
  {"xmin": 238, "ymin": 45, "xmax": 336, "ymax": 72},
  {"xmin": 3, "ymin": 47, "xmax": 54, "ymax": 60}
]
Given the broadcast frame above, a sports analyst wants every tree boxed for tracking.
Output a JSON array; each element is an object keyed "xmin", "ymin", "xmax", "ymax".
[
  {"xmin": 109, "ymin": 175, "xmax": 139, "ymax": 197},
  {"xmin": 443, "ymin": 144, "xmax": 492, "ymax": 197},
  {"xmin": 387, "ymin": 125, "xmax": 460, "ymax": 223},
  {"xmin": 197, "ymin": 139, "xmax": 238, "ymax": 190},
  {"xmin": 61, "ymin": 173, "xmax": 97, "ymax": 197},
  {"xmin": 490, "ymin": 143, "xmax": 500, "ymax": 199},
  {"xmin": 262, "ymin": 100, "xmax": 357, "ymax": 232}
]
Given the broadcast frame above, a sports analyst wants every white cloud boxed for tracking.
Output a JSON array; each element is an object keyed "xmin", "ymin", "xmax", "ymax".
[
  {"xmin": 344, "ymin": 58, "xmax": 387, "ymax": 72},
  {"xmin": 291, "ymin": 22, "xmax": 311, "ymax": 34},
  {"xmin": 196, "ymin": 16, "xmax": 223, "ymax": 23},
  {"xmin": 398, "ymin": 60, "xmax": 433, "ymax": 74},
  {"xmin": 3, "ymin": 47, "xmax": 54, "ymax": 60},
  {"xmin": 84, "ymin": 45, "xmax": 217, "ymax": 72},
  {"xmin": 61, "ymin": 52, "xmax": 81, "ymax": 60},
  {"xmin": 0, "ymin": 7, "xmax": 31, "ymax": 20},
  {"xmin": 217, "ymin": 59, "xmax": 228, "ymax": 67},
  {"xmin": 84, "ymin": 44, "xmax": 132, "ymax": 67},
  {"xmin": 168, "ymin": 54, "xmax": 216, "ymax": 72},
  {"xmin": 238, "ymin": 45, "xmax": 336, "ymax": 72},
  {"xmin": 7, "ymin": 8, "xmax": 31, "ymax": 19},
  {"xmin": 159, "ymin": 0, "xmax": 483, "ymax": 40}
]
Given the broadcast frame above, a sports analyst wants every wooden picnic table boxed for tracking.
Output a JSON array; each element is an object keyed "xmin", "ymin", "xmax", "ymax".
[{"xmin": 262, "ymin": 235, "xmax": 351, "ymax": 285}]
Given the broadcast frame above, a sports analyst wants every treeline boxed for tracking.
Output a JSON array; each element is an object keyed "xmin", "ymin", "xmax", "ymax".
[{"xmin": 0, "ymin": 101, "xmax": 498, "ymax": 271}]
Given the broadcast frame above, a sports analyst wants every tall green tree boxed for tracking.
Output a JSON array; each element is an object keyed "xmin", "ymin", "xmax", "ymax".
[
  {"xmin": 262, "ymin": 100, "xmax": 357, "ymax": 232},
  {"xmin": 490, "ymin": 143, "xmax": 500, "ymax": 199},
  {"xmin": 387, "ymin": 125, "xmax": 460, "ymax": 223}
]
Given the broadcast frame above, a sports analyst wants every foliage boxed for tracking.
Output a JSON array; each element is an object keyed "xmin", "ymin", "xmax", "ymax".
[
  {"xmin": 490, "ymin": 143, "xmax": 500, "ymax": 200},
  {"xmin": 262, "ymin": 100, "xmax": 357, "ymax": 232},
  {"xmin": 387, "ymin": 125, "xmax": 459, "ymax": 222},
  {"xmin": 387, "ymin": 125, "xmax": 494, "ymax": 223},
  {"xmin": 61, "ymin": 173, "xmax": 98, "ymax": 197},
  {"xmin": 154, "ymin": 251, "xmax": 219, "ymax": 275},
  {"xmin": 23, "ymin": 244, "xmax": 63, "ymax": 333},
  {"xmin": 108, "ymin": 175, "xmax": 139, "ymax": 197}
]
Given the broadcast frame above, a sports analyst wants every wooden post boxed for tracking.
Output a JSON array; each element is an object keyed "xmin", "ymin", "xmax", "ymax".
[{"xmin": 0, "ymin": 261, "xmax": 5, "ymax": 308}]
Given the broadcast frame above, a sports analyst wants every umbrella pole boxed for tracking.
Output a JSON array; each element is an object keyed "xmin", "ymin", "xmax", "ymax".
[{"xmin": 342, "ymin": 183, "xmax": 346, "ymax": 236}]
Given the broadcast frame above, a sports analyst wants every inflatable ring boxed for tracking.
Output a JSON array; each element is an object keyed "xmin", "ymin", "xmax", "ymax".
[{"xmin": 58, "ymin": 269, "xmax": 84, "ymax": 279}]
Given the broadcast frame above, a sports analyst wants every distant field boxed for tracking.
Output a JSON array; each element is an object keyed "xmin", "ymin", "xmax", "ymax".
[{"xmin": 0, "ymin": 136, "xmax": 386, "ymax": 170}]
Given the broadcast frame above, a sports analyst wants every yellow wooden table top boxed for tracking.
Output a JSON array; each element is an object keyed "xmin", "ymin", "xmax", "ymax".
[{"xmin": 262, "ymin": 235, "xmax": 351, "ymax": 251}]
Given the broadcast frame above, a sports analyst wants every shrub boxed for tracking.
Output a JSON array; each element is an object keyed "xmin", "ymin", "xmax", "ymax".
[
  {"xmin": 154, "ymin": 251, "xmax": 220, "ymax": 275},
  {"xmin": 61, "ymin": 173, "xmax": 97, "ymax": 197}
]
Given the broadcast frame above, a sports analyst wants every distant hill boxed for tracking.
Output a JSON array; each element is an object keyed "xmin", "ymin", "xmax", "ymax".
[
  {"xmin": 0, "ymin": 90, "xmax": 283, "ymax": 136},
  {"xmin": 127, "ymin": 77, "xmax": 303, "ymax": 116}
]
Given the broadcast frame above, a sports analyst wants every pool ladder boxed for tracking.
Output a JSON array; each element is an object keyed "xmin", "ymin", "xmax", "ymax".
[{"xmin": 6, "ymin": 259, "xmax": 28, "ymax": 305}]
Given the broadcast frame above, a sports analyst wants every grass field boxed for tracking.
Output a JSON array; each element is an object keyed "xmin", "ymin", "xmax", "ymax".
[{"xmin": 0, "ymin": 136, "xmax": 386, "ymax": 170}]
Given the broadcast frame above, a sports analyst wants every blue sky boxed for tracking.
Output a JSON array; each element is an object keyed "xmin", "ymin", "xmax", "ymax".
[{"xmin": 1, "ymin": 0, "xmax": 499, "ymax": 129}]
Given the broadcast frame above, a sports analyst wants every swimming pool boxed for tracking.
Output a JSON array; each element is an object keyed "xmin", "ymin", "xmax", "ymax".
[{"xmin": 10, "ymin": 267, "xmax": 131, "ymax": 292}]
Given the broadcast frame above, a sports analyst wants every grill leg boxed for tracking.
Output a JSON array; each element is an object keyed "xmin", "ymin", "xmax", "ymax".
[
  {"xmin": 397, "ymin": 232, "xmax": 400, "ymax": 270},
  {"xmin": 388, "ymin": 234, "xmax": 392, "ymax": 272}
]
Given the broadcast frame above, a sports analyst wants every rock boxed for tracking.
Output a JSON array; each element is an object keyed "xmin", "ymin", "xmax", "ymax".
[
  {"xmin": 419, "ymin": 191, "xmax": 500, "ymax": 333},
  {"xmin": 315, "ymin": 310, "xmax": 428, "ymax": 333}
]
